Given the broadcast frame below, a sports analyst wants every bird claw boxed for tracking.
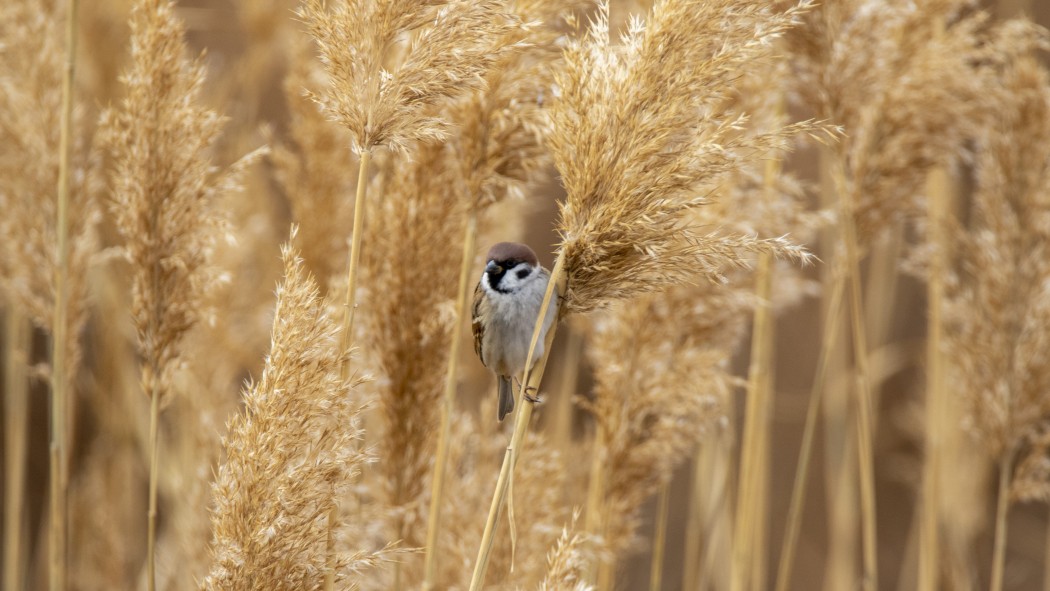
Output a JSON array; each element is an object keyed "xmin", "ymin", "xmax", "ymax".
[
  {"xmin": 513, "ymin": 377, "xmax": 541, "ymax": 403},
  {"xmin": 524, "ymin": 386, "xmax": 541, "ymax": 404}
]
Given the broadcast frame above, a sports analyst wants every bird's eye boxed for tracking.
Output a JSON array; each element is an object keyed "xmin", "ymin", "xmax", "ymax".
[{"xmin": 516, "ymin": 268, "xmax": 530, "ymax": 280}]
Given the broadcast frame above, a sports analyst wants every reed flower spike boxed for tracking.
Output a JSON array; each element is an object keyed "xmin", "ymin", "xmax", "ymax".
[{"xmin": 549, "ymin": 0, "xmax": 822, "ymax": 315}]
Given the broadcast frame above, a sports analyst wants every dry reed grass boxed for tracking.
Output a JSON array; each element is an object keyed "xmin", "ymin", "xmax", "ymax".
[
  {"xmin": 6, "ymin": 1, "xmax": 1050, "ymax": 591},
  {"xmin": 271, "ymin": 39, "xmax": 357, "ymax": 285},
  {"xmin": 584, "ymin": 282, "xmax": 744, "ymax": 579},
  {"xmin": 775, "ymin": 4, "xmax": 1048, "ymax": 589},
  {"xmin": 102, "ymin": 0, "xmax": 263, "ymax": 586},
  {"xmin": 202, "ymin": 240, "xmax": 389, "ymax": 591},
  {"xmin": 357, "ymin": 142, "xmax": 465, "ymax": 549},
  {"xmin": 945, "ymin": 48, "xmax": 1050, "ymax": 591},
  {"xmin": 298, "ymin": 0, "xmax": 525, "ymax": 155},
  {"xmin": 550, "ymin": 0, "xmax": 819, "ymax": 317},
  {"xmin": 0, "ymin": 3, "xmax": 101, "ymax": 589}
]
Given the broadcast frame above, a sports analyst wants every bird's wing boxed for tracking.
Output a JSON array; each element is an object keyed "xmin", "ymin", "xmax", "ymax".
[{"xmin": 471, "ymin": 281, "xmax": 487, "ymax": 367}]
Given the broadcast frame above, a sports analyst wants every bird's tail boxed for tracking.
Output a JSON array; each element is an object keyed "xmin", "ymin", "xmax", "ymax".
[{"xmin": 498, "ymin": 376, "xmax": 515, "ymax": 422}]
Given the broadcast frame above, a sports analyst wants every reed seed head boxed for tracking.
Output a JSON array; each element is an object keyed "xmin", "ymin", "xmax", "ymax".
[{"xmin": 548, "ymin": 0, "xmax": 820, "ymax": 315}]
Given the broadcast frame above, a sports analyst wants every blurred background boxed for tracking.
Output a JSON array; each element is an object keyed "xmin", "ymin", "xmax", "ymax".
[{"xmin": 5, "ymin": 0, "xmax": 1050, "ymax": 590}]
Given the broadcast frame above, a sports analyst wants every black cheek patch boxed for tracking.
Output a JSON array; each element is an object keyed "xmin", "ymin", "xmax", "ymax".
[
  {"xmin": 489, "ymin": 269, "xmax": 510, "ymax": 293},
  {"xmin": 516, "ymin": 268, "xmax": 530, "ymax": 280}
]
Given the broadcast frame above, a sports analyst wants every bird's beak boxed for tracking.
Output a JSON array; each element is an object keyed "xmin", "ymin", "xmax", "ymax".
[{"xmin": 485, "ymin": 261, "xmax": 501, "ymax": 275}]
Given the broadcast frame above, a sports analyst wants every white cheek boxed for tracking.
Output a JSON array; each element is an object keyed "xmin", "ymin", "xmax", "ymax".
[{"xmin": 500, "ymin": 267, "xmax": 535, "ymax": 292}]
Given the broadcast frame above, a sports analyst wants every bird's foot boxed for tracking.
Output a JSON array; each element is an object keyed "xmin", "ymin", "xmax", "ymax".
[{"xmin": 524, "ymin": 385, "xmax": 541, "ymax": 404}]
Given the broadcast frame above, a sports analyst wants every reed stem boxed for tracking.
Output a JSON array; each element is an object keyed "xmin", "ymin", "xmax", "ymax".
[
  {"xmin": 682, "ymin": 448, "xmax": 704, "ymax": 591},
  {"xmin": 685, "ymin": 372, "xmax": 740, "ymax": 591},
  {"xmin": 51, "ymin": 1, "xmax": 78, "ymax": 588},
  {"xmin": 325, "ymin": 148, "xmax": 372, "ymax": 591},
  {"xmin": 341, "ymin": 149, "xmax": 372, "ymax": 360},
  {"xmin": 732, "ymin": 250, "xmax": 773, "ymax": 591},
  {"xmin": 468, "ymin": 251, "xmax": 566, "ymax": 591},
  {"xmin": 146, "ymin": 378, "xmax": 160, "ymax": 591},
  {"xmin": 650, "ymin": 483, "xmax": 671, "ymax": 591},
  {"xmin": 4, "ymin": 309, "xmax": 30, "ymax": 591},
  {"xmin": 919, "ymin": 168, "xmax": 950, "ymax": 591},
  {"xmin": 585, "ymin": 422, "xmax": 607, "ymax": 585},
  {"xmin": 774, "ymin": 267, "xmax": 846, "ymax": 591},
  {"xmin": 839, "ymin": 179, "xmax": 879, "ymax": 591},
  {"xmin": 597, "ymin": 544, "xmax": 614, "ymax": 591},
  {"xmin": 422, "ymin": 211, "xmax": 477, "ymax": 590},
  {"xmin": 990, "ymin": 451, "xmax": 1014, "ymax": 591}
]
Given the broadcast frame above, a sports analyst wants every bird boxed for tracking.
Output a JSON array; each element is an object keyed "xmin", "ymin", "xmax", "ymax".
[{"xmin": 472, "ymin": 242, "xmax": 558, "ymax": 421}]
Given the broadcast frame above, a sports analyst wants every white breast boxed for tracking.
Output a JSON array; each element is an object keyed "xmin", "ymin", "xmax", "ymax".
[{"xmin": 481, "ymin": 269, "xmax": 558, "ymax": 377}]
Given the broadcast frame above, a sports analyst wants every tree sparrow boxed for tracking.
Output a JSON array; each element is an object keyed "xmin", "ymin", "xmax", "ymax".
[{"xmin": 472, "ymin": 242, "xmax": 558, "ymax": 421}]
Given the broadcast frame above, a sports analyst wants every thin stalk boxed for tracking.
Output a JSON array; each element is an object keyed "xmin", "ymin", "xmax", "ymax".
[
  {"xmin": 700, "ymin": 419, "xmax": 737, "ymax": 591},
  {"xmin": 732, "ymin": 250, "xmax": 774, "ymax": 591},
  {"xmin": 51, "ymin": 1, "xmax": 78, "ymax": 589},
  {"xmin": 146, "ymin": 378, "xmax": 160, "ymax": 591},
  {"xmin": 325, "ymin": 148, "xmax": 373, "ymax": 591},
  {"xmin": 920, "ymin": 168, "xmax": 950, "ymax": 591},
  {"xmin": 864, "ymin": 227, "xmax": 903, "ymax": 354},
  {"xmin": 585, "ymin": 423, "xmax": 607, "ymax": 584},
  {"xmin": 990, "ymin": 451, "xmax": 1014, "ymax": 591},
  {"xmin": 817, "ymin": 146, "xmax": 856, "ymax": 591},
  {"xmin": 840, "ymin": 181, "xmax": 879, "ymax": 591},
  {"xmin": 682, "ymin": 447, "xmax": 705, "ymax": 591},
  {"xmin": 774, "ymin": 269, "xmax": 846, "ymax": 591},
  {"xmin": 340, "ymin": 149, "xmax": 372, "ymax": 363},
  {"xmin": 422, "ymin": 211, "xmax": 478, "ymax": 590},
  {"xmin": 752, "ymin": 402, "xmax": 771, "ymax": 591},
  {"xmin": 4, "ymin": 309, "xmax": 30, "ymax": 591},
  {"xmin": 685, "ymin": 370, "xmax": 738, "ymax": 591},
  {"xmin": 650, "ymin": 483, "xmax": 671, "ymax": 591},
  {"xmin": 468, "ymin": 252, "xmax": 566, "ymax": 591},
  {"xmin": 597, "ymin": 545, "xmax": 614, "ymax": 591}
]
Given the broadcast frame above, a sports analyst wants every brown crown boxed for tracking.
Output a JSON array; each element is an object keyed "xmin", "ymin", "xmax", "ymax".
[{"xmin": 486, "ymin": 242, "xmax": 539, "ymax": 267}]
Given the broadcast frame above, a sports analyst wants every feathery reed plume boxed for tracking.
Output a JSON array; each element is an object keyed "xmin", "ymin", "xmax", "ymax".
[
  {"xmin": 0, "ymin": 2, "xmax": 99, "ymax": 587},
  {"xmin": 295, "ymin": 6, "xmax": 524, "ymax": 580},
  {"xmin": 296, "ymin": 0, "xmax": 525, "ymax": 338},
  {"xmin": 583, "ymin": 282, "xmax": 744, "ymax": 586},
  {"xmin": 271, "ymin": 40, "xmax": 356, "ymax": 285},
  {"xmin": 297, "ymin": 0, "xmax": 525, "ymax": 362},
  {"xmin": 445, "ymin": 0, "xmax": 578, "ymax": 209},
  {"xmin": 538, "ymin": 511, "xmax": 595, "ymax": 591},
  {"xmin": 424, "ymin": 2, "xmax": 575, "ymax": 584},
  {"xmin": 103, "ymin": 0, "xmax": 263, "ymax": 586},
  {"xmin": 944, "ymin": 50, "xmax": 1050, "ymax": 591},
  {"xmin": 298, "ymin": 0, "xmax": 524, "ymax": 155},
  {"xmin": 0, "ymin": 1, "xmax": 98, "ymax": 337},
  {"xmin": 202, "ymin": 239, "xmax": 387, "ymax": 591},
  {"xmin": 786, "ymin": 0, "xmax": 1021, "ymax": 242},
  {"xmin": 469, "ymin": 3, "xmax": 823, "ymax": 587},
  {"xmin": 551, "ymin": 0, "xmax": 817, "ymax": 316},
  {"xmin": 777, "ymin": 4, "xmax": 1037, "ymax": 587},
  {"xmin": 154, "ymin": 157, "xmax": 285, "ymax": 588},
  {"xmin": 356, "ymin": 142, "xmax": 464, "ymax": 552}
]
